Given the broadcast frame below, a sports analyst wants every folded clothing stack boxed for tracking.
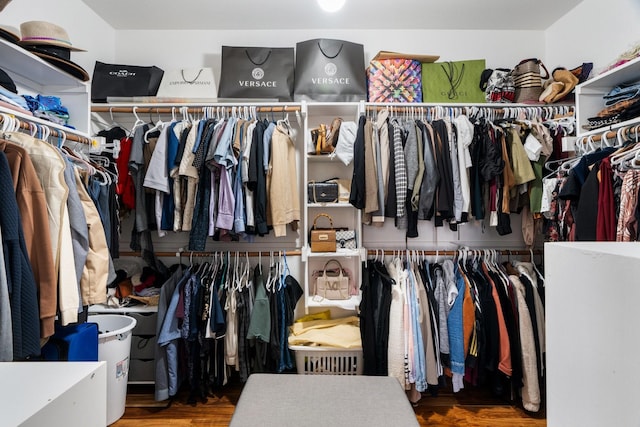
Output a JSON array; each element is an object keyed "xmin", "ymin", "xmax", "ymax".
[
  {"xmin": 22, "ymin": 94, "xmax": 70, "ymax": 126},
  {"xmin": 0, "ymin": 67, "xmax": 31, "ymax": 114},
  {"xmin": 583, "ymin": 81, "xmax": 640, "ymax": 131}
]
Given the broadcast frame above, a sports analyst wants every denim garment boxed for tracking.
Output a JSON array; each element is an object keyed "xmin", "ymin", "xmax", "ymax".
[
  {"xmin": 603, "ymin": 82, "xmax": 640, "ymax": 106},
  {"xmin": 408, "ymin": 267, "xmax": 427, "ymax": 392}
]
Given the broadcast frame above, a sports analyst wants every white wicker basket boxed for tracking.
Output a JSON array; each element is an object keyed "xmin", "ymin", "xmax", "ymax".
[{"xmin": 290, "ymin": 345, "xmax": 363, "ymax": 375}]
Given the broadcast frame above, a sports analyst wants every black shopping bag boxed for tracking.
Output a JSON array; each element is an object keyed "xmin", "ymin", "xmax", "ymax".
[
  {"xmin": 218, "ymin": 46, "xmax": 294, "ymax": 101},
  {"xmin": 294, "ymin": 38, "xmax": 366, "ymax": 102},
  {"xmin": 91, "ymin": 61, "xmax": 164, "ymax": 103}
]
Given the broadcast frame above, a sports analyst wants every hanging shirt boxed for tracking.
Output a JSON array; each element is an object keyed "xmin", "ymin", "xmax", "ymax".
[
  {"xmin": 454, "ymin": 115, "xmax": 474, "ymax": 222},
  {"xmin": 144, "ymin": 123, "xmax": 172, "ymax": 237},
  {"xmin": 269, "ymin": 121, "xmax": 300, "ymax": 237},
  {"xmin": 179, "ymin": 122, "xmax": 201, "ymax": 232}
]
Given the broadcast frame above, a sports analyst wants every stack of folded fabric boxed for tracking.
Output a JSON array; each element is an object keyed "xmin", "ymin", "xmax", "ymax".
[
  {"xmin": 0, "ymin": 68, "xmax": 31, "ymax": 114},
  {"xmin": 22, "ymin": 94, "xmax": 70, "ymax": 126},
  {"xmin": 584, "ymin": 81, "xmax": 640, "ymax": 131}
]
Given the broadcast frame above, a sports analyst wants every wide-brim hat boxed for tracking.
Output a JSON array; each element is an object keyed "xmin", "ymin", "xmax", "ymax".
[
  {"xmin": 24, "ymin": 44, "xmax": 90, "ymax": 81},
  {"xmin": 0, "ymin": 25, "xmax": 20, "ymax": 44},
  {"xmin": 0, "ymin": 68, "xmax": 17, "ymax": 93},
  {"xmin": 19, "ymin": 20, "xmax": 85, "ymax": 51}
]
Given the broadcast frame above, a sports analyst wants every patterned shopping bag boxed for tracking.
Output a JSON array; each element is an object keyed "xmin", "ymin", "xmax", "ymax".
[{"xmin": 368, "ymin": 59, "xmax": 422, "ymax": 103}]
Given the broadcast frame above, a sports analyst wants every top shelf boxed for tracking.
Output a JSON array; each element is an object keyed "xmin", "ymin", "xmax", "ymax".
[
  {"xmin": 0, "ymin": 38, "xmax": 88, "ymax": 90},
  {"xmin": 577, "ymin": 55, "xmax": 640, "ymax": 91}
]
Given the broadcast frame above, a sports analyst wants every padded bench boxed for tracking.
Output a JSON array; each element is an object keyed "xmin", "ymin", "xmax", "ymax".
[{"xmin": 230, "ymin": 373, "xmax": 419, "ymax": 427}]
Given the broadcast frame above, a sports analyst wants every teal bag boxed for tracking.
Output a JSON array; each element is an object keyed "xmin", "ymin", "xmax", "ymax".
[{"xmin": 422, "ymin": 59, "xmax": 487, "ymax": 103}]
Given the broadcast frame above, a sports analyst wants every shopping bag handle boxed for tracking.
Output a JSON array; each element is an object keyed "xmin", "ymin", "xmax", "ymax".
[
  {"xmin": 245, "ymin": 49, "xmax": 272, "ymax": 66},
  {"xmin": 318, "ymin": 41, "xmax": 344, "ymax": 59}
]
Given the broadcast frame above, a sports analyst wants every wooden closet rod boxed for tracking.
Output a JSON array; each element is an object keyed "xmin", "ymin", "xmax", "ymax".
[
  {"xmin": 119, "ymin": 250, "xmax": 303, "ymax": 258},
  {"xmin": 364, "ymin": 103, "xmax": 574, "ymax": 115},
  {"xmin": 578, "ymin": 124, "xmax": 640, "ymax": 144},
  {"xmin": 10, "ymin": 119, "xmax": 92, "ymax": 144},
  {"xmin": 91, "ymin": 105, "xmax": 301, "ymax": 114},
  {"xmin": 370, "ymin": 249, "xmax": 541, "ymax": 257},
  {"xmin": 118, "ymin": 248, "xmax": 540, "ymax": 258}
]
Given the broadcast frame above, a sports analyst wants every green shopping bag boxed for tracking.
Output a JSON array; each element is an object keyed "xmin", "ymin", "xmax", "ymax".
[{"xmin": 422, "ymin": 59, "xmax": 486, "ymax": 103}]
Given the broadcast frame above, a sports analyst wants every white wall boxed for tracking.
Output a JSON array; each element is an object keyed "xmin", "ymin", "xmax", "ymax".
[
  {"xmin": 546, "ymin": 0, "xmax": 640, "ymax": 74},
  {"xmin": 0, "ymin": 0, "xmax": 116, "ymax": 74},
  {"xmin": 114, "ymin": 28, "xmax": 545, "ymax": 80}
]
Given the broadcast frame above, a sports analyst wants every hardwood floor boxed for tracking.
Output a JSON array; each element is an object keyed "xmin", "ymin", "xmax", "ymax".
[{"xmin": 113, "ymin": 375, "xmax": 546, "ymax": 427}]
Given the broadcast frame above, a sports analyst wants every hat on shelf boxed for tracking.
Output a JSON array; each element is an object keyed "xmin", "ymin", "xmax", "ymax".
[
  {"xmin": 18, "ymin": 20, "xmax": 89, "ymax": 82},
  {"xmin": 0, "ymin": 68, "xmax": 17, "ymax": 93},
  {"xmin": 0, "ymin": 24, "xmax": 19, "ymax": 44}
]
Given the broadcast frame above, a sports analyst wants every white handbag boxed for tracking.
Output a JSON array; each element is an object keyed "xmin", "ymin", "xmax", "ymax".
[
  {"xmin": 314, "ymin": 259, "xmax": 350, "ymax": 300},
  {"xmin": 155, "ymin": 67, "xmax": 217, "ymax": 99}
]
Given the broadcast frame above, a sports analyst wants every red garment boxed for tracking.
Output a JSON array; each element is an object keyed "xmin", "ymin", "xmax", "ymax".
[
  {"xmin": 116, "ymin": 136, "xmax": 135, "ymax": 210},
  {"xmin": 596, "ymin": 157, "xmax": 616, "ymax": 241}
]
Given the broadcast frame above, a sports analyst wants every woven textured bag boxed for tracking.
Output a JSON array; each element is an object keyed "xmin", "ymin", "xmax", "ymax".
[
  {"xmin": 367, "ymin": 59, "xmax": 422, "ymax": 103},
  {"xmin": 512, "ymin": 58, "xmax": 549, "ymax": 103}
]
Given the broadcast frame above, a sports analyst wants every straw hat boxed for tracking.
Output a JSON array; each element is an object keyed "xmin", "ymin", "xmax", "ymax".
[
  {"xmin": 18, "ymin": 21, "xmax": 89, "ymax": 81},
  {"xmin": 19, "ymin": 20, "xmax": 85, "ymax": 51}
]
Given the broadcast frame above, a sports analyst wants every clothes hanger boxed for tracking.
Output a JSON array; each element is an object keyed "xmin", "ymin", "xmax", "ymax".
[
  {"xmin": 0, "ymin": 113, "xmax": 11, "ymax": 132},
  {"xmin": 280, "ymin": 251, "xmax": 290, "ymax": 291},
  {"xmin": 610, "ymin": 127, "xmax": 640, "ymax": 165},
  {"xmin": 242, "ymin": 252, "xmax": 251, "ymax": 290},
  {"xmin": 265, "ymin": 251, "xmax": 274, "ymax": 292},
  {"xmin": 37, "ymin": 122, "xmax": 50, "ymax": 141},
  {"xmin": 144, "ymin": 118, "xmax": 164, "ymax": 143},
  {"xmin": 131, "ymin": 106, "xmax": 145, "ymax": 132}
]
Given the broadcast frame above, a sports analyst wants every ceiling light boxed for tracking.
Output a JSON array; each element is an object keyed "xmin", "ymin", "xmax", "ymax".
[{"xmin": 317, "ymin": 0, "xmax": 346, "ymax": 13}]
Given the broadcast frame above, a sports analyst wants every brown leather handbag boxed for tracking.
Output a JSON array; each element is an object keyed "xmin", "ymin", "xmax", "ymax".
[
  {"xmin": 309, "ymin": 213, "xmax": 336, "ymax": 252},
  {"xmin": 311, "ymin": 123, "xmax": 333, "ymax": 155},
  {"xmin": 326, "ymin": 117, "xmax": 343, "ymax": 147}
]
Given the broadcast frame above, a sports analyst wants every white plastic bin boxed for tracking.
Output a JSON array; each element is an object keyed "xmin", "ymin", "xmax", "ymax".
[{"xmin": 90, "ymin": 314, "xmax": 137, "ymax": 425}]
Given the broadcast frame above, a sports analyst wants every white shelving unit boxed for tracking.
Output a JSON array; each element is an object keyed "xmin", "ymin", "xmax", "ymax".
[
  {"xmin": 575, "ymin": 55, "xmax": 640, "ymax": 140},
  {"xmin": 301, "ymin": 101, "xmax": 365, "ymax": 314},
  {"xmin": 0, "ymin": 38, "xmax": 91, "ymax": 138}
]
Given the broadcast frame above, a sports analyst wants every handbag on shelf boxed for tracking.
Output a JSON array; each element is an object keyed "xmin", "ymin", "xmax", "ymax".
[
  {"xmin": 308, "ymin": 178, "xmax": 339, "ymax": 204},
  {"xmin": 309, "ymin": 213, "xmax": 336, "ymax": 252},
  {"xmin": 314, "ymin": 259, "xmax": 351, "ymax": 300},
  {"xmin": 218, "ymin": 46, "xmax": 295, "ymax": 101},
  {"xmin": 155, "ymin": 67, "xmax": 217, "ymax": 99},
  {"xmin": 335, "ymin": 230, "xmax": 356, "ymax": 249},
  {"xmin": 91, "ymin": 61, "xmax": 164, "ymax": 103},
  {"xmin": 512, "ymin": 58, "xmax": 550, "ymax": 103},
  {"xmin": 326, "ymin": 117, "xmax": 343, "ymax": 148},
  {"xmin": 310, "ymin": 123, "xmax": 333, "ymax": 155}
]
